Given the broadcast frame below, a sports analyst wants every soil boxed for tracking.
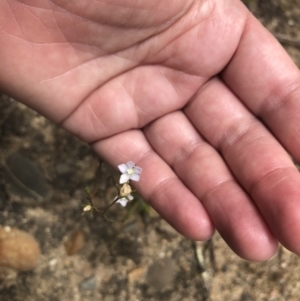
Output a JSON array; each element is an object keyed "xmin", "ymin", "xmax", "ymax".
[{"xmin": 1, "ymin": 1, "xmax": 300, "ymax": 300}]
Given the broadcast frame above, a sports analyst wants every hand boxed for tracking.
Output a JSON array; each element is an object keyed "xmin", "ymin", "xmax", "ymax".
[{"xmin": 1, "ymin": 0, "xmax": 300, "ymax": 261}]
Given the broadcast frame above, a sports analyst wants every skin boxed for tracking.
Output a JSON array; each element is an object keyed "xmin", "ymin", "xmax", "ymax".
[{"xmin": 1, "ymin": 0, "xmax": 300, "ymax": 261}]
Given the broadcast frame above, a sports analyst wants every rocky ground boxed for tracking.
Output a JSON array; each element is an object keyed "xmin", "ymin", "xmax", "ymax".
[{"xmin": 1, "ymin": 0, "xmax": 300, "ymax": 300}]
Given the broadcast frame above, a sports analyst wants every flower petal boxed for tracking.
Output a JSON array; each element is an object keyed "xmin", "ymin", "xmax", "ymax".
[
  {"xmin": 118, "ymin": 163, "xmax": 128, "ymax": 173},
  {"xmin": 120, "ymin": 173, "xmax": 130, "ymax": 184},
  {"xmin": 130, "ymin": 173, "xmax": 140, "ymax": 182},
  {"xmin": 133, "ymin": 166, "xmax": 142, "ymax": 174},
  {"xmin": 116, "ymin": 197, "xmax": 128, "ymax": 207},
  {"xmin": 126, "ymin": 161, "xmax": 135, "ymax": 168},
  {"xmin": 128, "ymin": 194, "xmax": 134, "ymax": 201}
]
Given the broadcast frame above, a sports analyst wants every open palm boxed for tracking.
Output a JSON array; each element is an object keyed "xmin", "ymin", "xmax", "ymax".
[{"xmin": 1, "ymin": 0, "xmax": 300, "ymax": 261}]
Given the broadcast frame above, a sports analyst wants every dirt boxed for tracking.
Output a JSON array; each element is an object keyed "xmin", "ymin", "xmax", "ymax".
[{"xmin": 1, "ymin": 1, "xmax": 300, "ymax": 300}]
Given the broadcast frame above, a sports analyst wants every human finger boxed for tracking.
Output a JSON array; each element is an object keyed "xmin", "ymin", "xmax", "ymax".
[
  {"xmin": 62, "ymin": 66, "xmax": 205, "ymax": 142},
  {"xmin": 144, "ymin": 110, "xmax": 277, "ymax": 261},
  {"xmin": 185, "ymin": 76, "xmax": 300, "ymax": 255}
]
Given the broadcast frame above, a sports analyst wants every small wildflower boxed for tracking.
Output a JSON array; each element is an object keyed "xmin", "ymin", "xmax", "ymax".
[
  {"xmin": 82, "ymin": 204, "xmax": 94, "ymax": 216},
  {"xmin": 115, "ymin": 194, "xmax": 134, "ymax": 207},
  {"xmin": 83, "ymin": 205, "xmax": 92, "ymax": 212},
  {"xmin": 118, "ymin": 161, "xmax": 142, "ymax": 184}
]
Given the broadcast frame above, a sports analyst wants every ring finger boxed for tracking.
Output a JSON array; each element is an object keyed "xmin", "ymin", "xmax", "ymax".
[{"xmin": 144, "ymin": 106, "xmax": 277, "ymax": 261}]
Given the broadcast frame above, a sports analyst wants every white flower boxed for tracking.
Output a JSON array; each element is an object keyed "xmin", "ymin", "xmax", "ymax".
[
  {"xmin": 115, "ymin": 194, "xmax": 134, "ymax": 207},
  {"xmin": 83, "ymin": 205, "xmax": 92, "ymax": 212},
  {"xmin": 118, "ymin": 161, "xmax": 142, "ymax": 184}
]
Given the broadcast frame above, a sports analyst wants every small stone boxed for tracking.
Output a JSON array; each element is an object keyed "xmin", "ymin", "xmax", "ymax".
[
  {"xmin": 64, "ymin": 230, "xmax": 85, "ymax": 256},
  {"xmin": 48, "ymin": 258, "xmax": 57, "ymax": 271},
  {"xmin": 5, "ymin": 153, "xmax": 51, "ymax": 201},
  {"xmin": 55, "ymin": 163, "xmax": 72, "ymax": 175},
  {"xmin": 79, "ymin": 275, "xmax": 97, "ymax": 290},
  {"xmin": 146, "ymin": 258, "xmax": 176, "ymax": 290},
  {"xmin": 128, "ymin": 266, "xmax": 146, "ymax": 284},
  {"xmin": 288, "ymin": 19, "xmax": 295, "ymax": 26},
  {"xmin": 0, "ymin": 227, "xmax": 40, "ymax": 271}
]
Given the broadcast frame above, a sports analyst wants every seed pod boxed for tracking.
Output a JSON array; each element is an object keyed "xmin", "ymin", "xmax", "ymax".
[{"xmin": 120, "ymin": 183, "xmax": 132, "ymax": 197}]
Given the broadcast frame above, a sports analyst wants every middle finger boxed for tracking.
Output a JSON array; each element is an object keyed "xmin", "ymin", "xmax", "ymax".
[{"xmin": 144, "ymin": 108, "xmax": 276, "ymax": 260}]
